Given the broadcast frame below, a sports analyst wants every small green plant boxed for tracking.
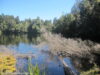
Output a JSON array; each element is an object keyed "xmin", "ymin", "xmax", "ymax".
[{"xmin": 28, "ymin": 58, "xmax": 40, "ymax": 75}]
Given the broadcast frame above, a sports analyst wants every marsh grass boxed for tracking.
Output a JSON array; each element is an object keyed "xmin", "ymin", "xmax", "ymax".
[
  {"xmin": 27, "ymin": 58, "xmax": 45, "ymax": 75},
  {"xmin": 28, "ymin": 63, "xmax": 40, "ymax": 75}
]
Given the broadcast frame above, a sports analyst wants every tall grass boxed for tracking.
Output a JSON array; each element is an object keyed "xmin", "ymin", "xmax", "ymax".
[{"xmin": 27, "ymin": 58, "xmax": 46, "ymax": 75}]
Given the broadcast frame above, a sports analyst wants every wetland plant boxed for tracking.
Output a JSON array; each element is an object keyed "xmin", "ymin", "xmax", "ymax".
[{"xmin": 27, "ymin": 58, "xmax": 40, "ymax": 75}]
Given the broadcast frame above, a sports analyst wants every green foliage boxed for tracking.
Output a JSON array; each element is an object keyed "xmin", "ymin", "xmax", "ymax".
[
  {"xmin": 80, "ymin": 64, "xmax": 100, "ymax": 75},
  {"xmin": 28, "ymin": 58, "xmax": 40, "ymax": 75},
  {"xmin": 0, "ymin": 15, "xmax": 53, "ymax": 36},
  {"xmin": 0, "ymin": 0, "xmax": 100, "ymax": 42},
  {"xmin": 27, "ymin": 58, "xmax": 46, "ymax": 75},
  {"xmin": 0, "ymin": 31, "xmax": 2, "ymax": 35},
  {"xmin": 53, "ymin": 14, "xmax": 76, "ymax": 37},
  {"xmin": 53, "ymin": 0, "xmax": 100, "ymax": 42}
]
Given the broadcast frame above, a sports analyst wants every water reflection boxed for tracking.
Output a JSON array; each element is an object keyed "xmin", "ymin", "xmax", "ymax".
[
  {"xmin": 0, "ymin": 34, "xmax": 42, "ymax": 45},
  {"xmin": 11, "ymin": 44, "xmax": 65, "ymax": 75},
  {"xmin": 0, "ymin": 35, "xmax": 65, "ymax": 75},
  {"xmin": 0, "ymin": 34, "xmax": 80, "ymax": 75}
]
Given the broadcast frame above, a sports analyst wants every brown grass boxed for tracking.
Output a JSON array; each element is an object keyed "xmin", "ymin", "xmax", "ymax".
[{"xmin": 38, "ymin": 32, "xmax": 100, "ymax": 58}]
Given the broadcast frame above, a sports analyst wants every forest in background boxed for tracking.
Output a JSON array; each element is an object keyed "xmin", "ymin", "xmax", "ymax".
[
  {"xmin": 0, "ymin": 15, "xmax": 53, "ymax": 36},
  {"xmin": 0, "ymin": 0, "xmax": 100, "ymax": 42},
  {"xmin": 0, "ymin": 0, "xmax": 100, "ymax": 75},
  {"xmin": 53, "ymin": 0, "xmax": 100, "ymax": 42}
]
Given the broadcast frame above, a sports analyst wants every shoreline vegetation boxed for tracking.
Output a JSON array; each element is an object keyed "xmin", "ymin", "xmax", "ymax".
[
  {"xmin": 0, "ymin": 34, "xmax": 100, "ymax": 75},
  {"xmin": 0, "ymin": 0, "xmax": 100, "ymax": 75},
  {"xmin": 38, "ymin": 32, "xmax": 100, "ymax": 75},
  {"xmin": 0, "ymin": 46, "xmax": 42, "ymax": 75}
]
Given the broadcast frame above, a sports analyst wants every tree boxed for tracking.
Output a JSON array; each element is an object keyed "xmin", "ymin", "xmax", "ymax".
[{"xmin": 53, "ymin": 0, "xmax": 100, "ymax": 42}]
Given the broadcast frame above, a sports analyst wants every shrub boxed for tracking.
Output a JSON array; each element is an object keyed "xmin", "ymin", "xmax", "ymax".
[
  {"xmin": 0, "ymin": 53, "xmax": 16, "ymax": 74},
  {"xmin": 39, "ymin": 32, "xmax": 93, "ymax": 58}
]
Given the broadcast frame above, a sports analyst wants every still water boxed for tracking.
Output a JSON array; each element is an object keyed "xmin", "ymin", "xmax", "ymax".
[{"xmin": 0, "ymin": 34, "xmax": 77, "ymax": 75}]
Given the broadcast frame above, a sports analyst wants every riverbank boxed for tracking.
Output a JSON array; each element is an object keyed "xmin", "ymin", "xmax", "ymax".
[
  {"xmin": 38, "ymin": 32, "xmax": 100, "ymax": 74},
  {"xmin": 0, "ymin": 32, "xmax": 100, "ymax": 75}
]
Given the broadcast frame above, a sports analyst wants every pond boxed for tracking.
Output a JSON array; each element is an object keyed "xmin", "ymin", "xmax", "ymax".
[{"xmin": 0, "ymin": 34, "xmax": 78, "ymax": 75}]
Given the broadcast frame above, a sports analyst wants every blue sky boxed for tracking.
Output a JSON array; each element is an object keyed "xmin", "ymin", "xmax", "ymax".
[{"xmin": 0, "ymin": 0, "xmax": 75, "ymax": 20}]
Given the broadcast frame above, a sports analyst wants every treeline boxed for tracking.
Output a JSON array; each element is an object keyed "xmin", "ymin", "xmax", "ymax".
[
  {"xmin": 0, "ymin": 0, "xmax": 100, "ymax": 42},
  {"xmin": 52, "ymin": 0, "xmax": 100, "ymax": 42},
  {"xmin": 0, "ymin": 14, "xmax": 53, "ymax": 36}
]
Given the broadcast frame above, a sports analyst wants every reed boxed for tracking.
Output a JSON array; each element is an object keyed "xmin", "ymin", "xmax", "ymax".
[{"xmin": 28, "ymin": 58, "xmax": 40, "ymax": 75}]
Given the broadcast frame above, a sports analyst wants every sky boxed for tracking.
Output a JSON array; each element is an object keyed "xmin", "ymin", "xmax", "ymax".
[{"xmin": 0, "ymin": 0, "xmax": 75, "ymax": 20}]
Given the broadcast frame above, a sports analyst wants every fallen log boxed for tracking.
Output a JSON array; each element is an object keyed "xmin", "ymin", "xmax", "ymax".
[{"xmin": 59, "ymin": 57, "xmax": 80, "ymax": 75}]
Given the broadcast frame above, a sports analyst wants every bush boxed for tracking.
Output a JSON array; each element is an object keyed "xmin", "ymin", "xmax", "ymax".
[{"xmin": 39, "ymin": 32, "xmax": 93, "ymax": 58}]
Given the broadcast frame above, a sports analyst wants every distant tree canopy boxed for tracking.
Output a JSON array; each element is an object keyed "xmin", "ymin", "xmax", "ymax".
[
  {"xmin": 0, "ymin": 14, "xmax": 53, "ymax": 36},
  {"xmin": 0, "ymin": 0, "xmax": 100, "ymax": 42},
  {"xmin": 52, "ymin": 0, "xmax": 100, "ymax": 42}
]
